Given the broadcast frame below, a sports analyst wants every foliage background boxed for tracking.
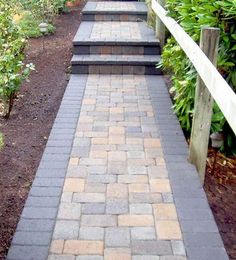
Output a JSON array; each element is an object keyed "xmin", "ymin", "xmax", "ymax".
[
  {"xmin": 0, "ymin": 1, "xmax": 34, "ymax": 118},
  {"xmin": 158, "ymin": 0, "xmax": 236, "ymax": 154}
]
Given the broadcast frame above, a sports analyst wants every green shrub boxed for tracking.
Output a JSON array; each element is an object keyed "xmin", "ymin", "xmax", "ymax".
[
  {"xmin": 18, "ymin": 12, "xmax": 55, "ymax": 38},
  {"xmin": 0, "ymin": 1, "xmax": 34, "ymax": 118},
  {"xmin": 0, "ymin": 133, "xmax": 4, "ymax": 149},
  {"xmin": 15, "ymin": 0, "xmax": 71, "ymax": 23},
  {"xmin": 160, "ymin": 0, "xmax": 236, "ymax": 154}
]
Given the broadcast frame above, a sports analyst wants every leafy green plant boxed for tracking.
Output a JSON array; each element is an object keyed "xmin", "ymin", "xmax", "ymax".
[
  {"xmin": 0, "ymin": 133, "xmax": 4, "ymax": 149},
  {"xmin": 15, "ymin": 0, "xmax": 71, "ymax": 23},
  {"xmin": 160, "ymin": 0, "xmax": 236, "ymax": 154},
  {"xmin": 0, "ymin": 1, "xmax": 34, "ymax": 118},
  {"xmin": 18, "ymin": 12, "xmax": 55, "ymax": 38}
]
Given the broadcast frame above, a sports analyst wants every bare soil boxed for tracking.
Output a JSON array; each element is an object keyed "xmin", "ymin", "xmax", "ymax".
[
  {"xmin": 0, "ymin": 4, "xmax": 85, "ymax": 259},
  {"xmin": 204, "ymin": 150, "xmax": 236, "ymax": 260}
]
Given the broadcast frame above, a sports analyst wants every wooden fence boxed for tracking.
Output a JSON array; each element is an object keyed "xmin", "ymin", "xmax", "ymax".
[{"xmin": 151, "ymin": 0, "xmax": 236, "ymax": 183}]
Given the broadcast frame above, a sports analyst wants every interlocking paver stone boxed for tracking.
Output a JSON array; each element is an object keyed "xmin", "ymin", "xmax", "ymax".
[
  {"xmin": 81, "ymin": 214, "xmax": 117, "ymax": 227},
  {"xmin": 106, "ymin": 198, "xmax": 129, "ymax": 214},
  {"xmin": 53, "ymin": 220, "xmax": 79, "ymax": 239},
  {"xmin": 131, "ymin": 227, "xmax": 156, "ymax": 240},
  {"xmin": 129, "ymin": 203, "xmax": 152, "ymax": 214},
  {"xmin": 63, "ymin": 240, "xmax": 104, "ymax": 255},
  {"xmin": 82, "ymin": 203, "xmax": 105, "ymax": 214},
  {"xmin": 104, "ymin": 248, "xmax": 131, "ymax": 260},
  {"xmin": 79, "ymin": 227, "xmax": 104, "ymax": 240},
  {"xmin": 57, "ymin": 202, "xmax": 81, "ymax": 220},
  {"xmin": 132, "ymin": 240, "xmax": 172, "ymax": 255},
  {"xmin": 105, "ymin": 227, "xmax": 130, "ymax": 247}
]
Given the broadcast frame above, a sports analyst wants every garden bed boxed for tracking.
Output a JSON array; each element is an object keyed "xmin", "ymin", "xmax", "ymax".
[
  {"xmin": 205, "ymin": 151, "xmax": 236, "ymax": 260},
  {"xmin": 0, "ymin": 3, "xmax": 85, "ymax": 258}
]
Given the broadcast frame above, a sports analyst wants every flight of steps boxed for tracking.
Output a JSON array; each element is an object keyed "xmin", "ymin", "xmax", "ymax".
[{"xmin": 71, "ymin": 1, "xmax": 161, "ymax": 75}]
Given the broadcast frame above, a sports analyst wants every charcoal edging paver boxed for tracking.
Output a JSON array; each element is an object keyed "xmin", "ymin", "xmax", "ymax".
[
  {"xmin": 146, "ymin": 75, "xmax": 229, "ymax": 260},
  {"xmin": 7, "ymin": 75, "xmax": 88, "ymax": 260}
]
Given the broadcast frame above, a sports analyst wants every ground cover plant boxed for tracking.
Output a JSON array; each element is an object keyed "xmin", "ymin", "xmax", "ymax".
[
  {"xmin": 0, "ymin": 1, "xmax": 34, "ymax": 118},
  {"xmin": 13, "ymin": 0, "xmax": 72, "ymax": 38},
  {"xmin": 159, "ymin": 0, "xmax": 236, "ymax": 154}
]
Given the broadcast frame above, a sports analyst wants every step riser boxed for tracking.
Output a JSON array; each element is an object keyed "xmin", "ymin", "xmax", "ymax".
[
  {"xmin": 71, "ymin": 65, "xmax": 161, "ymax": 75},
  {"xmin": 73, "ymin": 45, "xmax": 161, "ymax": 55},
  {"xmin": 82, "ymin": 14, "xmax": 147, "ymax": 22}
]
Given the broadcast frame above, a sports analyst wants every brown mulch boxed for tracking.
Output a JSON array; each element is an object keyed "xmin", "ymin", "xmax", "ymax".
[
  {"xmin": 204, "ymin": 150, "xmax": 236, "ymax": 260},
  {"xmin": 0, "ymin": 3, "xmax": 85, "ymax": 259}
]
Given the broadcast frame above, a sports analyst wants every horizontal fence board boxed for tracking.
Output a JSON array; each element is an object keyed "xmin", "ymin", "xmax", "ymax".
[{"xmin": 152, "ymin": 0, "xmax": 236, "ymax": 135}]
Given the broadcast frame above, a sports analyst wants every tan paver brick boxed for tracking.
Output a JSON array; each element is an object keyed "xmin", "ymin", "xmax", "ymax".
[
  {"xmin": 80, "ymin": 158, "xmax": 107, "ymax": 166},
  {"xmin": 69, "ymin": 157, "xmax": 79, "ymax": 166},
  {"xmin": 150, "ymin": 179, "xmax": 171, "ymax": 193},
  {"xmin": 129, "ymin": 184, "xmax": 149, "ymax": 193},
  {"xmin": 155, "ymin": 221, "xmax": 182, "ymax": 240},
  {"xmin": 73, "ymin": 193, "xmax": 105, "ymax": 203},
  {"xmin": 79, "ymin": 116, "xmax": 94, "ymax": 124},
  {"xmin": 83, "ymin": 99, "xmax": 96, "ymax": 105},
  {"xmin": 118, "ymin": 175, "xmax": 148, "ymax": 184},
  {"xmin": 90, "ymin": 150, "xmax": 107, "ymax": 159},
  {"xmin": 126, "ymin": 138, "xmax": 143, "ymax": 145},
  {"xmin": 118, "ymin": 215, "xmax": 154, "ymax": 226},
  {"xmin": 92, "ymin": 138, "xmax": 108, "ymax": 145},
  {"xmin": 128, "ymin": 159, "xmax": 155, "ymax": 166},
  {"xmin": 104, "ymin": 248, "xmax": 131, "ymax": 260},
  {"xmin": 107, "ymin": 183, "xmax": 128, "ymax": 198},
  {"xmin": 155, "ymin": 157, "xmax": 166, "ymax": 165},
  {"xmin": 85, "ymin": 183, "xmax": 107, "ymax": 193},
  {"xmin": 110, "ymin": 107, "xmax": 124, "ymax": 114},
  {"xmin": 50, "ymin": 240, "xmax": 64, "ymax": 254},
  {"xmin": 63, "ymin": 179, "xmax": 85, "ymax": 192},
  {"xmin": 144, "ymin": 138, "xmax": 161, "ymax": 148},
  {"xmin": 109, "ymin": 135, "xmax": 125, "ymax": 145},
  {"xmin": 109, "ymin": 126, "xmax": 125, "ymax": 135},
  {"xmin": 63, "ymin": 240, "xmax": 104, "ymax": 255},
  {"xmin": 153, "ymin": 204, "xmax": 178, "ymax": 220},
  {"xmin": 108, "ymin": 151, "xmax": 126, "ymax": 161}
]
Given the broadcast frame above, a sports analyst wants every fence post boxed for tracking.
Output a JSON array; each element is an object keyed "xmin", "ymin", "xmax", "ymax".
[
  {"xmin": 147, "ymin": 1, "xmax": 152, "ymax": 26},
  {"xmin": 189, "ymin": 27, "xmax": 220, "ymax": 184},
  {"xmin": 155, "ymin": 0, "xmax": 166, "ymax": 48}
]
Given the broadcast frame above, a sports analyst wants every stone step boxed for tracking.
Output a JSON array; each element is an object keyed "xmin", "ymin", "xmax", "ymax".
[
  {"xmin": 82, "ymin": 1, "xmax": 147, "ymax": 21},
  {"xmin": 71, "ymin": 54, "xmax": 161, "ymax": 75},
  {"xmin": 73, "ymin": 21, "xmax": 161, "ymax": 55}
]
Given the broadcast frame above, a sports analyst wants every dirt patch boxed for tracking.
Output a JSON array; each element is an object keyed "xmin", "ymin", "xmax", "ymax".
[
  {"xmin": 0, "ymin": 3, "xmax": 85, "ymax": 259},
  {"xmin": 204, "ymin": 151, "xmax": 236, "ymax": 260}
]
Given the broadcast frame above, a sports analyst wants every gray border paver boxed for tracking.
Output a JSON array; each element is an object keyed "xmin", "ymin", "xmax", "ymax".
[{"xmin": 146, "ymin": 75, "xmax": 229, "ymax": 260}]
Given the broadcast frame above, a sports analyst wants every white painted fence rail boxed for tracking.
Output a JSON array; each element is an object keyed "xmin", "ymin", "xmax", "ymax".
[{"xmin": 151, "ymin": 0, "xmax": 236, "ymax": 135}]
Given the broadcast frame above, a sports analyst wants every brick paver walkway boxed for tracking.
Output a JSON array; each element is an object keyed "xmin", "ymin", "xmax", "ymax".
[
  {"xmin": 48, "ymin": 75, "xmax": 186, "ymax": 259},
  {"xmin": 91, "ymin": 22, "xmax": 141, "ymax": 39},
  {"xmin": 7, "ymin": 1, "xmax": 229, "ymax": 260}
]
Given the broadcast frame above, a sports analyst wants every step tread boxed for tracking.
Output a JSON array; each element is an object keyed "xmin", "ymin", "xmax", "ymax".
[
  {"xmin": 73, "ymin": 21, "xmax": 160, "ymax": 45},
  {"xmin": 83, "ymin": 1, "xmax": 147, "ymax": 14},
  {"xmin": 72, "ymin": 54, "xmax": 161, "ymax": 65}
]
